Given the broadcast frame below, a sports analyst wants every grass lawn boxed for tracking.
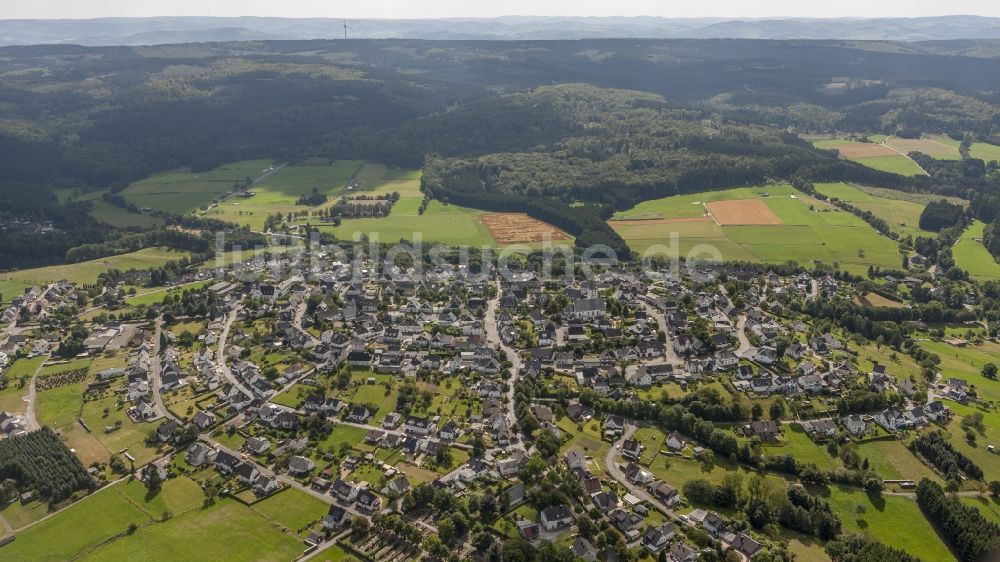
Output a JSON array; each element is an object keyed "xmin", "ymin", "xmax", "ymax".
[
  {"xmin": 1, "ymin": 485, "xmax": 153, "ymax": 562},
  {"xmin": 1, "ymin": 247, "xmax": 192, "ymax": 286},
  {"xmin": 252, "ymin": 487, "xmax": 329, "ymax": 533},
  {"xmin": 0, "ymin": 500, "xmax": 49, "ymax": 529},
  {"xmin": 855, "ymin": 439, "xmax": 940, "ymax": 483},
  {"xmin": 81, "ymin": 499, "xmax": 303, "ymax": 562},
  {"xmin": 631, "ymin": 426, "xmax": 665, "ymax": 465},
  {"xmin": 764, "ymin": 425, "xmax": 837, "ymax": 470},
  {"xmin": 649, "ymin": 453, "xmax": 791, "ymax": 490},
  {"xmin": 493, "ymin": 504, "xmax": 539, "ymax": 538},
  {"xmin": 81, "ymin": 390, "xmax": 160, "ymax": 465},
  {"xmin": 319, "ymin": 424, "xmax": 369, "ymax": 452},
  {"xmin": 940, "ymin": 403, "xmax": 1000, "ymax": 480},
  {"xmin": 270, "ymin": 383, "xmax": 313, "ymax": 409},
  {"xmin": 556, "ymin": 417, "xmax": 609, "ymax": 474},
  {"xmin": 954, "ymin": 220, "xmax": 1000, "ymax": 280},
  {"xmin": 350, "ymin": 382, "xmax": 398, "ymax": 423},
  {"xmin": 820, "ymin": 485, "xmax": 954, "ymax": 562}
]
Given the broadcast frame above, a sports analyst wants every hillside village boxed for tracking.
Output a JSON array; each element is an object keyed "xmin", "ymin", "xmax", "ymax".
[{"xmin": 1, "ymin": 242, "xmax": 998, "ymax": 562}]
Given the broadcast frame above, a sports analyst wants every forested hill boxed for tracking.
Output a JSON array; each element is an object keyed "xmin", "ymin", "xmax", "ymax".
[
  {"xmin": 2, "ymin": 38, "xmax": 998, "ymax": 193},
  {"xmin": 0, "ymin": 38, "xmax": 999, "ymax": 266}
]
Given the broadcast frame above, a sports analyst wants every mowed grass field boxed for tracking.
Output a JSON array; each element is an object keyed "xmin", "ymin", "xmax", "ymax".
[
  {"xmin": 954, "ymin": 220, "xmax": 1000, "ymax": 280},
  {"xmin": 609, "ymin": 184, "xmax": 901, "ymax": 275},
  {"xmin": 207, "ymin": 160, "xmax": 365, "ymax": 230},
  {"xmin": 813, "ymin": 182, "xmax": 943, "ymax": 240},
  {"xmin": 821, "ymin": 485, "xmax": 955, "ymax": 561},
  {"xmin": 1, "ymin": 247, "xmax": 192, "ymax": 286},
  {"xmin": 5, "ymin": 475, "xmax": 303, "ymax": 562},
  {"xmin": 1, "ymin": 484, "xmax": 153, "ymax": 561},
  {"xmin": 120, "ymin": 160, "xmax": 274, "ymax": 215},
  {"xmin": 81, "ymin": 499, "xmax": 303, "ymax": 562},
  {"xmin": 853, "ymin": 155, "xmax": 927, "ymax": 176}
]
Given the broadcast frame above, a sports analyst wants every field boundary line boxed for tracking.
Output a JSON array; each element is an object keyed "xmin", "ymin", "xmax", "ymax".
[{"xmin": 880, "ymin": 136, "xmax": 930, "ymax": 176}]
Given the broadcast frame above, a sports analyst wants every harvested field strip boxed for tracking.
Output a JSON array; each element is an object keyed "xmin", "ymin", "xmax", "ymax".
[
  {"xmin": 706, "ymin": 199, "xmax": 783, "ymax": 225},
  {"xmin": 884, "ymin": 137, "xmax": 960, "ymax": 159},
  {"xmin": 834, "ymin": 143, "xmax": 897, "ymax": 158},
  {"xmin": 480, "ymin": 213, "xmax": 570, "ymax": 245}
]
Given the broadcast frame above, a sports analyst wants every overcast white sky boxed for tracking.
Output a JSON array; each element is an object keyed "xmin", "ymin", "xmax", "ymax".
[{"xmin": 2, "ymin": 1, "xmax": 999, "ymax": 19}]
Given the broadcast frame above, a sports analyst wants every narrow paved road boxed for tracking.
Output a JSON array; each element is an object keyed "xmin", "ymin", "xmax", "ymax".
[
  {"xmin": 734, "ymin": 315, "xmax": 756, "ymax": 359},
  {"xmin": 484, "ymin": 279, "xmax": 522, "ymax": 436},
  {"xmin": 22, "ymin": 355, "xmax": 47, "ymax": 431},
  {"xmin": 605, "ymin": 424, "xmax": 749, "ymax": 562},
  {"xmin": 149, "ymin": 317, "xmax": 180, "ymax": 421},
  {"xmin": 641, "ymin": 300, "xmax": 680, "ymax": 364},
  {"xmin": 216, "ymin": 306, "xmax": 254, "ymax": 397}
]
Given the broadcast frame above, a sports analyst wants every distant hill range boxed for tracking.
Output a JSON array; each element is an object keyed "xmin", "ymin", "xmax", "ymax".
[{"xmin": 4, "ymin": 15, "xmax": 1000, "ymax": 46}]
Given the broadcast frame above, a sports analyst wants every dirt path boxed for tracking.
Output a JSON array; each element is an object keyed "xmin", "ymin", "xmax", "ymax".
[{"xmin": 880, "ymin": 136, "xmax": 930, "ymax": 176}]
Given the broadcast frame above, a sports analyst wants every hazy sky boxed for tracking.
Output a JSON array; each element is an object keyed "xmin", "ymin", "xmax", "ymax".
[{"xmin": 3, "ymin": 1, "xmax": 1000, "ymax": 19}]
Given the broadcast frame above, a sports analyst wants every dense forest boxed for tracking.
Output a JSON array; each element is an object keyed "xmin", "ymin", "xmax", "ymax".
[
  {"xmin": 0, "ymin": 39, "xmax": 999, "ymax": 268},
  {"xmin": 0, "ymin": 428, "xmax": 94, "ymax": 504}
]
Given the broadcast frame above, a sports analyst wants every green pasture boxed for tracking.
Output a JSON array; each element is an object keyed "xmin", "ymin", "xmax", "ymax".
[
  {"xmin": 1, "ymin": 247, "xmax": 191, "ymax": 286},
  {"xmin": 954, "ymin": 220, "xmax": 1000, "ymax": 280},
  {"xmin": 120, "ymin": 160, "xmax": 273, "ymax": 215},
  {"xmin": 853, "ymin": 155, "xmax": 926, "ymax": 176}
]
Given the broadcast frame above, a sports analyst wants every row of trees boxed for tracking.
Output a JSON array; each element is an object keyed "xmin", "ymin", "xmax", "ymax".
[
  {"xmin": 910, "ymin": 431, "xmax": 984, "ymax": 481},
  {"xmin": 915, "ymin": 479, "xmax": 1000, "ymax": 562}
]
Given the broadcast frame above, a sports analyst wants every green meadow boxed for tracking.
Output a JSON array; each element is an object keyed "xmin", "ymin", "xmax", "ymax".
[
  {"xmin": 969, "ymin": 141, "xmax": 1000, "ymax": 163},
  {"xmin": 120, "ymin": 160, "xmax": 274, "ymax": 215},
  {"xmin": 852, "ymin": 155, "xmax": 926, "ymax": 176},
  {"xmin": 954, "ymin": 220, "xmax": 1000, "ymax": 280},
  {"xmin": 822, "ymin": 486, "xmax": 955, "ymax": 562},
  {"xmin": 1, "ymin": 247, "xmax": 191, "ymax": 286},
  {"xmin": 88, "ymin": 199, "xmax": 165, "ymax": 229},
  {"xmin": 813, "ymin": 182, "xmax": 941, "ymax": 239},
  {"xmin": 207, "ymin": 160, "xmax": 366, "ymax": 230},
  {"xmin": 0, "ymin": 279, "xmax": 35, "ymax": 303},
  {"xmin": 609, "ymin": 184, "xmax": 901, "ymax": 275},
  {"xmin": 316, "ymin": 169, "xmax": 501, "ymax": 247},
  {"xmin": 5, "ymin": 477, "xmax": 305, "ymax": 562}
]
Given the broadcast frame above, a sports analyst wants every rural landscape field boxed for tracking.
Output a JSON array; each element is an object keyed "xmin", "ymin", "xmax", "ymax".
[{"xmin": 2, "ymin": 8, "xmax": 1000, "ymax": 562}]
